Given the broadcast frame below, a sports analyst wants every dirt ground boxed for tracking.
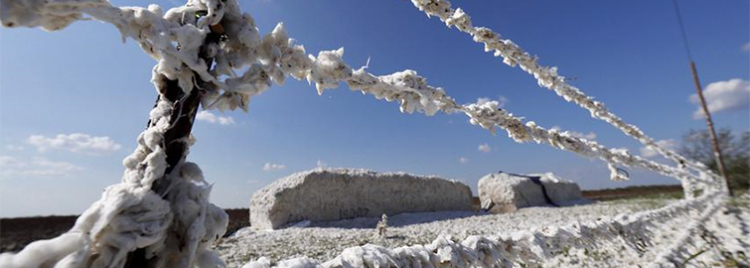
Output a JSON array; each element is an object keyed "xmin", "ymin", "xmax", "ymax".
[
  {"xmin": 0, "ymin": 209, "xmax": 250, "ymax": 253},
  {"xmin": 0, "ymin": 184, "xmax": 682, "ymax": 253},
  {"xmin": 581, "ymin": 184, "xmax": 683, "ymax": 201}
]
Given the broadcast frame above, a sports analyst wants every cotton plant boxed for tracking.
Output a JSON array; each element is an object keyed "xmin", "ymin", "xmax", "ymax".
[
  {"xmin": 0, "ymin": 0, "xmax": 729, "ymax": 268},
  {"xmin": 376, "ymin": 214, "xmax": 389, "ymax": 239}
]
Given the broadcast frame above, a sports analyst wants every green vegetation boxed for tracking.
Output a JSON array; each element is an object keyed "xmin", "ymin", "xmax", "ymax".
[{"xmin": 680, "ymin": 128, "xmax": 750, "ymax": 191}]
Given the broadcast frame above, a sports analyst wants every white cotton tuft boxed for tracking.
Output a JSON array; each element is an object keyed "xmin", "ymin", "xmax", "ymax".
[
  {"xmin": 307, "ymin": 48, "xmax": 352, "ymax": 95},
  {"xmin": 0, "ymin": 232, "xmax": 85, "ymax": 268},
  {"xmin": 0, "ymin": 0, "xmax": 87, "ymax": 31},
  {"xmin": 141, "ymin": 146, "xmax": 168, "ymax": 187},
  {"xmin": 242, "ymin": 257, "xmax": 271, "ymax": 268}
]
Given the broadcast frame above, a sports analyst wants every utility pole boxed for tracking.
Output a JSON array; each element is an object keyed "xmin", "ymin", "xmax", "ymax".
[
  {"xmin": 672, "ymin": 0, "xmax": 733, "ymax": 196},
  {"xmin": 689, "ymin": 62, "xmax": 733, "ymax": 196}
]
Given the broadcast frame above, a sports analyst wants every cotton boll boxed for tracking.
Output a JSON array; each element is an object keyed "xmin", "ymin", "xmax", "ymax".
[
  {"xmin": 122, "ymin": 147, "xmax": 148, "ymax": 170},
  {"xmin": 201, "ymin": 89, "xmax": 221, "ymax": 110},
  {"xmin": 256, "ymin": 24, "xmax": 288, "ymax": 65},
  {"xmin": 146, "ymin": 162, "xmax": 227, "ymax": 268},
  {"xmin": 281, "ymin": 44, "xmax": 313, "ymax": 80},
  {"xmin": 130, "ymin": 6, "xmax": 164, "ymax": 32},
  {"xmin": 402, "ymin": 96, "xmax": 419, "ymax": 114},
  {"xmin": 195, "ymin": 250, "xmax": 225, "ymax": 268},
  {"xmin": 0, "ymin": 0, "xmax": 41, "ymax": 28},
  {"xmin": 410, "ymin": 0, "xmax": 453, "ymax": 19},
  {"xmin": 205, "ymin": 202, "xmax": 229, "ymax": 240},
  {"xmin": 263, "ymin": 65, "xmax": 285, "ymax": 86},
  {"xmin": 149, "ymin": 99, "xmax": 174, "ymax": 123},
  {"xmin": 0, "ymin": 0, "xmax": 90, "ymax": 31},
  {"xmin": 239, "ymin": 28, "xmax": 262, "ymax": 51},
  {"xmin": 172, "ymin": 24, "xmax": 208, "ymax": 58},
  {"xmin": 235, "ymin": 94, "xmax": 250, "ymax": 112},
  {"xmin": 270, "ymin": 23, "xmax": 290, "ymax": 50},
  {"xmin": 108, "ymin": 192, "xmax": 172, "ymax": 248},
  {"xmin": 472, "ymin": 27, "xmax": 499, "ymax": 48},
  {"xmin": 142, "ymin": 129, "xmax": 164, "ymax": 150},
  {"xmin": 334, "ymin": 246, "xmax": 399, "ymax": 268},
  {"xmin": 229, "ymin": 13, "xmax": 261, "ymax": 49},
  {"xmin": 307, "ymin": 48, "xmax": 352, "ymax": 95},
  {"xmin": 268, "ymin": 45, "xmax": 283, "ymax": 65},
  {"xmin": 206, "ymin": 93, "xmax": 233, "ymax": 112},
  {"xmin": 198, "ymin": 0, "xmax": 226, "ymax": 27},
  {"xmin": 140, "ymin": 122, "xmax": 168, "ymax": 150},
  {"xmin": 346, "ymin": 68, "xmax": 380, "ymax": 90},
  {"xmin": 226, "ymin": 93, "xmax": 240, "ymax": 110},
  {"xmin": 212, "ymin": 53, "xmax": 236, "ymax": 77},
  {"xmin": 225, "ymin": 46, "xmax": 257, "ymax": 71},
  {"xmin": 445, "ymin": 8, "xmax": 472, "ymax": 32},
  {"xmin": 141, "ymin": 146, "xmax": 168, "ymax": 187},
  {"xmin": 18, "ymin": 184, "xmax": 173, "ymax": 268},
  {"xmin": 0, "ymin": 232, "xmax": 85, "ymax": 268},
  {"xmin": 275, "ymin": 257, "xmax": 323, "ymax": 268},
  {"xmin": 147, "ymin": 4, "xmax": 164, "ymax": 18},
  {"xmin": 122, "ymin": 169, "xmax": 145, "ymax": 186},
  {"xmin": 242, "ymin": 257, "xmax": 271, "ymax": 268},
  {"xmin": 156, "ymin": 55, "xmax": 184, "ymax": 81},
  {"xmin": 355, "ymin": 69, "xmax": 454, "ymax": 116},
  {"xmin": 225, "ymin": 64, "xmax": 273, "ymax": 96},
  {"xmin": 88, "ymin": 186, "xmax": 172, "ymax": 267},
  {"xmin": 179, "ymin": 162, "xmax": 204, "ymax": 182}
]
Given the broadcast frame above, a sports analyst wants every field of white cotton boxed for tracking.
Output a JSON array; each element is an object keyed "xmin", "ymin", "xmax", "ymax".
[{"xmin": 215, "ymin": 196, "xmax": 748, "ymax": 268}]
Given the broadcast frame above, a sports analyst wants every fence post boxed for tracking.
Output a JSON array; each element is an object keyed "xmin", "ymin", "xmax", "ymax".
[{"xmin": 123, "ymin": 21, "xmax": 223, "ymax": 268}]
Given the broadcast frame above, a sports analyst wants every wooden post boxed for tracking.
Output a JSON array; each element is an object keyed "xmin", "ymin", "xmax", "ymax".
[
  {"xmin": 689, "ymin": 61, "xmax": 733, "ymax": 196},
  {"xmin": 123, "ymin": 22, "xmax": 223, "ymax": 268}
]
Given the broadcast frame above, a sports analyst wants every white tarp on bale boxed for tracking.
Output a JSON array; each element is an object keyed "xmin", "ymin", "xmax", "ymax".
[
  {"xmin": 250, "ymin": 168, "xmax": 473, "ymax": 229},
  {"xmin": 478, "ymin": 172, "xmax": 583, "ymax": 213}
]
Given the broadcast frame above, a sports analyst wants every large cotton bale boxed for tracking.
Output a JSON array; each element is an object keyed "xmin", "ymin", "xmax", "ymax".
[
  {"xmin": 478, "ymin": 172, "xmax": 547, "ymax": 213},
  {"xmin": 537, "ymin": 172, "xmax": 582, "ymax": 205},
  {"xmin": 478, "ymin": 172, "xmax": 582, "ymax": 213},
  {"xmin": 250, "ymin": 168, "xmax": 473, "ymax": 229}
]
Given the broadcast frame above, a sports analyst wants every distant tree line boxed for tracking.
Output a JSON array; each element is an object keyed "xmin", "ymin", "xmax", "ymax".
[{"xmin": 680, "ymin": 128, "xmax": 749, "ymax": 190}]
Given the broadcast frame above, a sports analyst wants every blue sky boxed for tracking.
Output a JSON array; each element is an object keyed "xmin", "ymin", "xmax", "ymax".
[{"xmin": 1, "ymin": 0, "xmax": 748, "ymax": 217}]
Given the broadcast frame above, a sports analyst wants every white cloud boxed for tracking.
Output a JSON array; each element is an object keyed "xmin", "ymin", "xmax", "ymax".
[
  {"xmin": 316, "ymin": 160, "xmax": 328, "ymax": 168},
  {"xmin": 0, "ymin": 156, "xmax": 83, "ymax": 178},
  {"xmin": 569, "ymin": 131, "xmax": 597, "ymax": 140},
  {"xmin": 742, "ymin": 41, "xmax": 750, "ymax": 52},
  {"xmin": 459, "ymin": 157, "xmax": 469, "ymax": 164},
  {"xmin": 477, "ymin": 96, "xmax": 508, "ymax": 108},
  {"xmin": 4, "ymin": 145, "xmax": 24, "ymax": 151},
  {"xmin": 640, "ymin": 139, "xmax": 678, "ymax": 158},
  {"xmin": 263, "ymin": 162, "xmax": 286, "ymax": 171},
  {"xmin": 0, "ymin": 155, "xmax": 23, "ymax": 167},
  {"xmin": 196, "ymin": 111, "xmax": 236, "ymax": 125},
  {"xmin": 550, "ymin": 126, "xmax": 597, "ymax": 140},
  {"xmin": 690, "ymin": 78, "xmax": 750, "ymax": 119},
  {"xmin": 478, "ymin": 143, "xmax": 491, "ymax": 153},
  {"xmin": 27, "ymin": 133, "xmax": 122, "ymax": 155}
]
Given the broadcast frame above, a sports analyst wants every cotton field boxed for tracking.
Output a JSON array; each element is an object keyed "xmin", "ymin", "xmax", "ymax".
[{"xmin": 216, "ymin": 197, "xmax": 749, "ymax": 268}]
